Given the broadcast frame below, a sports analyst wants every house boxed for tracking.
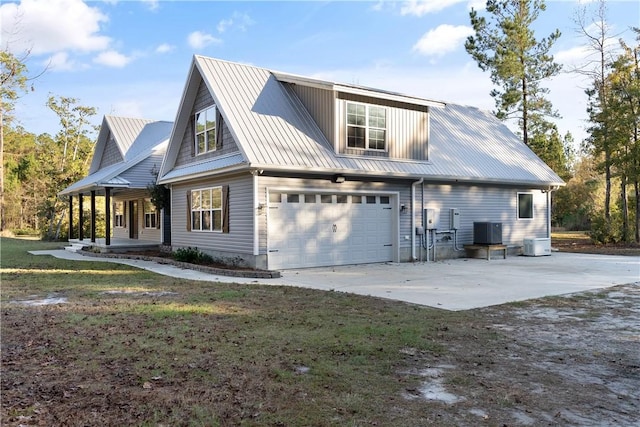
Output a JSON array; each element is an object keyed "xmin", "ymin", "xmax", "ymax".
[
  {"xmin": 157, "ymin": 56, "xmax": 564, "ymax": 270},
  {"xmin": 59, "ymin": 115, "xmax": 173, "ymax": 251}
]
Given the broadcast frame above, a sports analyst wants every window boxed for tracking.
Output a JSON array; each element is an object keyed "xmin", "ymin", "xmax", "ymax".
[
  {"xmin": 346, "ymin": 102, "xmax": 387, "ymax": 150},
  {"xmin": 114, "ymin": 201, "xmax": 125, "ymax": 227},
  {"xmin": 144, "ymin": 200, "xmax": 157, "ymax": 228},
  {"xmin": 195, "ymin": 106, "xmax": 217, "ymax": 155},
  {"xmin": 191, "ymin": 187, "xmax": 222, "ymax": 231},
  {"xmin": 518, "ymin": 193, "xmax": 534, "ymax": 219}
]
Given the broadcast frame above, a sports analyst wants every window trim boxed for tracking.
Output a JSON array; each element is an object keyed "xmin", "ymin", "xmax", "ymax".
[
  {"xmin": 194, "ymin": 105, "xmax": 217, "ymax": 156},
  {"xmin": 143, "ymin": 199, "xmax": 157, "ymax": 229},
  {"xmin": 114, "ymin": 201, "xmax": 125, "ymax": 228},
  {"xmin": 517, "ymin": 192, "xmax": 534, "ymax": 220},
  {"xmin": 190, "ymin": 186, "xmax": 223, "ymax": 232},
  {"xmin": 346, "ymin": 101, "xmax": 387, "ymax": 151}
]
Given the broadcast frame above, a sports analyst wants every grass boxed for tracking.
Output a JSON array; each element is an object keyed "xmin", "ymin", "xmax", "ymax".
[{"xmin": 1, "ymin": 237, "xmax": 486, "ymax": 426}]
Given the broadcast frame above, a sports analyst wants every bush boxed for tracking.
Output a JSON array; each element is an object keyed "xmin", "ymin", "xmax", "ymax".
[
  {"xmin": 589, "ymin": 213, "xmax": 622, "ymax": 244},
  {"xmin": 172, "ymin": 247, "xmax": 213, "ymax": 264}
]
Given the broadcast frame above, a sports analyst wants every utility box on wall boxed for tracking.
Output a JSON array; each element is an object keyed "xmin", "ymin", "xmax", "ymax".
[
  {"xmin": 450, "ymin": 208, "xmax": 460, "ymax": 230},
  {"xmin": 473, "ymin": 222, "xmax": 502, "ymax": 245},
  {"xmin": 425, "ymin": 209, "xmax": 438, "ymax": 230}
]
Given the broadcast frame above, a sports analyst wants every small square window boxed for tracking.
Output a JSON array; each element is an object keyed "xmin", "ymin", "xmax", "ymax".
[
  {"xmin": 321, "ymin": 195, "xmax": 333, "ymax": 203},
  {"xmin": 366, "ymin": 196, "xmax": 376, "ymax": 204},
  {"xmin": 287, "ymin": 194, "xmax": 300, "ymax": 203},
  {"xmin": 304, "ymin": 194, "xmax": 316, "ymax": 203},
  {"xmin": 269, "ymin": 193, "xmax": 282, "ymax": 203},
  {"xmin": 380, "ymin": 196, "xmax": 390, "ymax": 204},
  {"xmin": 351, "ymin": 195, "xmax": 362, "ymax": 204},
  {"xmin": 336, "ymin": 195, "xmax": 348, "ymax": 203}
]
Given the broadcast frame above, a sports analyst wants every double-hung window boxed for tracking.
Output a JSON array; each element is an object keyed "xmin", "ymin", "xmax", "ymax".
[
  {"xmin": 195, "ymin": 106, "xmax": 217, "ymax": 155},
  {"xmin": 346, "ymin": 102, "xmax": 387, "ymax": 150},
  {"xmin": 517, "ymin": 192, "xmax": 534, "ymax": 220},
  {"xmin": 144, "ymin": 200, "xmax": 157, "ymax": 228},
  {"xmin": 191, "ymin": 187, "xmax": 222, "ymax": 232},
  {"xmin": 114, "ymin": 201, "xmax": 125, "ymax": 227}
]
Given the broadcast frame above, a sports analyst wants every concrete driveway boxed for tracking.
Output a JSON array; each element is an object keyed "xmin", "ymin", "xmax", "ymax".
[{"xmin": 31, "ymin": 250, "xmax": 639, "ymax": 311}]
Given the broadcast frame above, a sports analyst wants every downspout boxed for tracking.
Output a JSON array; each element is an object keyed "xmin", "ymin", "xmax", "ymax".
[
  {"xmin": 546, "ymin": 186, "xmax": 559, "ymax": 239},
  {"xmin": 411, "ymin": 178, "xmax": 424, "ymax": 261},
  {"xmin": 252, "ymin": 170, "xmax": 260, "ymax": 257}
]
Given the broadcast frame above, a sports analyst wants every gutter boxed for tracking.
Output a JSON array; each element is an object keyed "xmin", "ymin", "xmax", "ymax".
[{"xmin": 411, "ymin": 177, "xmax": 424, "ymax": 261}]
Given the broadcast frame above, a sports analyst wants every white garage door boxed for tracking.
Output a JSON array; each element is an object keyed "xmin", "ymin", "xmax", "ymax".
[{"xmin": 268, "ymin": 192, "xmax": 394, "ymax": 269}]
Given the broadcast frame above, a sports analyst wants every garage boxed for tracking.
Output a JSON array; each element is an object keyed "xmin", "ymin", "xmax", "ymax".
[{"xmin": 267, "ymin": 192, "xmax": 395, "ymax": 269}]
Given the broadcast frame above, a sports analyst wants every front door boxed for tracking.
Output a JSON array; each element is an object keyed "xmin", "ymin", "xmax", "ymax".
[{"xmin": 129, "ymin": 200, "xmax": 138, "ymax": 239}]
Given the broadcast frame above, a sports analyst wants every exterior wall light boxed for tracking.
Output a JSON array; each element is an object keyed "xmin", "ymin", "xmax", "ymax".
[{"xmin": 332, "ymin": 175, "xmax": 346, "ymax": 183}]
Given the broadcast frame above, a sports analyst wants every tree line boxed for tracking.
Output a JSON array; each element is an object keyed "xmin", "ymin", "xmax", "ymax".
[{"xmin": 1, "ymin": 0, "xmax": 638, "ymax": 244}]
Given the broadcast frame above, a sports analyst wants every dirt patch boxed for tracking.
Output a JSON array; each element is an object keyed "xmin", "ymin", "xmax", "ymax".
[{"xmin": 552, "ymin": 234, "xmax": 640, "ymax": 256}]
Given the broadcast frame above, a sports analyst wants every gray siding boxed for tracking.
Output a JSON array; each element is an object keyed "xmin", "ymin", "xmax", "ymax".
[
  {"xmin": 99, "ymin": 132, "xmax": 124, "ymax": 169},
  {"xmin": 170, "ymin": 172, "xmax": 254, "ymax": 260},
  {"xmin": 288, "ymin": 83, "xmax": 335, "ymax": 145},
  {"xmin": 175, "ymin": 79, "xmax": 239, "ymax": 168},
  {"xmin": 417, "ymin": 183, "xmax": 548, "ymax": 259},
  {"xmin": 119, "ymin": 154, "xmax": 163, "ymax": 189},
  {"xmin": 336, "ymin": 95, "xmax": 429, "ymax": 161}
]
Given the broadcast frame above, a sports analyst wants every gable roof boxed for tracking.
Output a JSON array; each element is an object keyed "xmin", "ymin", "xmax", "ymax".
[
  {"xmin": 59, "ymin": 118, "xmax": 173, "ymax": 196},
  {"xmin": 159, "ymin": 56, "xmax": 564, "ymax": 188}
]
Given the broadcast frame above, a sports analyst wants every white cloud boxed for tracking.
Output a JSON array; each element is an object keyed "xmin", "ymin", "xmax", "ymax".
[
  {"xmin": 187, "ymin": 31, "xmax": 222, "ymax": 49},
  {"xmin": 0, "ymin": 0, "xmax": 110, "ymax": 55},
  {"xmin": 155, "ymin": 43, "xmax": 174, "ymax": 54},
  {"xmin": 412, "ymin": 24, "xmax": 475, "ymax": 57},
  {"xmin": 400, "ymin": 0, "xmax": 466, "ymax": 16},
  {"xmin": 216, "ymin": 12, "xmax": 254, "ymax": 33},
  {"xmin": 141, "ymin": 0, "xmax": 159, "ymax": 12},
  {"xmin": 93, "ymin": 50, "xmax": 131, "ymax": 68},
  {"xmin": 46, "ymin": 51, "xmax": 80, "ymax": 71}
]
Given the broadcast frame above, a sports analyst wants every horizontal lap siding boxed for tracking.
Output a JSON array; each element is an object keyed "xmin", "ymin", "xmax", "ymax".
[
  {"xmin": 257, "ymin": 175, "xmax": 414, "ymax": 255},
  {"xmin": 171, "ymin": 174, "xmax": 254, "ymax": 254},
  {"xmin": 289, "ymin": 84, "xmax": 335, "ymax": 145},
  {"xmin": 419, "ymin": 183, "xmax": 548, "ymax": 247}
]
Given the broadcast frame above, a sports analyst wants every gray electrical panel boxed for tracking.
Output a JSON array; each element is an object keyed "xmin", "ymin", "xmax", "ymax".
[{"xmin": 450, "ymin": 208, "xmax": 460, "ymax": 230}]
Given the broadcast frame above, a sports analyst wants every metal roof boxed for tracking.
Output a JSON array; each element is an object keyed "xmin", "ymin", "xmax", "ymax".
[
  {"xmin": 160, "ymin": 56, "xmax": 564, "ymax": 187},
  {"xmin": 158, "ymin": 153, "xmax": 246, "ymax": 183},
  {"xmin": 60, "ymin": 119, "xmax": 172, "ymax": 196}
]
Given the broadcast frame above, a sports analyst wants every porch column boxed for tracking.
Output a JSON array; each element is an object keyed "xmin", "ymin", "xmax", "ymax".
[
  {"xmin": 105, "ymin": 187, "xmax": 111, "ymax": 246},
  {"xmin": 68, "ymin": 195, "xmax": 73, "ymax": 240},
  {"xmin": 90, "ymin": 190, "xmax": 96, "ymax": 243},
  {"xmin": 78, "ymin": 193, "xmax": 84, "ymax": 241}
]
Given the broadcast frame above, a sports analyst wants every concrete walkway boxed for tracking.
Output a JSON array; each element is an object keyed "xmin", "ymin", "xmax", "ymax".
[{"xmin": 30, "ymin": 250, "xmax": 639, "ymax": 311}]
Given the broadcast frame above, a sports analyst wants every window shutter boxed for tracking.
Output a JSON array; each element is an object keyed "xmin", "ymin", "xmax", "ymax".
[
  {"xmin": 156, "ymin": 209, "xmax": 161, "ymax": 229},
  {"xmin": 190, "ymin": 116, "xmax": 195, "ymax": 157},
  {"xmin": 186, "ymin": 192, "xmax": 192, "ymax": 231},
  {"xmin": 123, "ymin": 202, "xmax": 127, "ymax": 228},
  {"xmin": 222, "ymin": 185, "xmax": 229, "ymax": 234},
  {"xmin": 216, "ymin": 108, "xmax": 223, "ymax": 150}
]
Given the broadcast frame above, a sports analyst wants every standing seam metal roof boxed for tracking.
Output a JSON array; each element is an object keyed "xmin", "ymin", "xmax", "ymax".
[{"xmin": 163, "ymin": 56, "xmax": 563, "ymax": 187}]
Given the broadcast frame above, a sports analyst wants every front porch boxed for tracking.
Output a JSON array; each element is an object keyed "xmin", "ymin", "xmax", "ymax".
[{"xmin": 66, "ymin": 238, "xmax": 161, "ymax": 254}]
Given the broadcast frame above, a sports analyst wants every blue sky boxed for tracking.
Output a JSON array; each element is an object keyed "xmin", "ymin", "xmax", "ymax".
[{"xmin": 2, "ymin": 0, "xmax": 639, "ymax": 147}]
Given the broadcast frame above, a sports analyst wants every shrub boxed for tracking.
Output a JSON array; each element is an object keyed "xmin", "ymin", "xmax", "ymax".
[{"xmin": 172, "ymin": 247, "xmax": 213, "ymax": 264}]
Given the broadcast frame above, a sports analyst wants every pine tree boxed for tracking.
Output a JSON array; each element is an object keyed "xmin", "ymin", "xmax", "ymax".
[{"xmin": 465, "ymin": 0, "xmax": 562, "ymax": 147}]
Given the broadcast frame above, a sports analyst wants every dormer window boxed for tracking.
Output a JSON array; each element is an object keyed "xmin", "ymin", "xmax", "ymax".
[
  {"xmin": 346, "ymin": 102, "xmax": 387, "ymax": 151},
  {"xmin": 195, "ymin": 106, "xmax": 217, "ymax": 155}
]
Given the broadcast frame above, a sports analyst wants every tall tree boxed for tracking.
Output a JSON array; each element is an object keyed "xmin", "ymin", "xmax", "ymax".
[
  {"xmin": 465, "ymin": 0, "xmax": 562, "ymax": 146},
  {"xmin": 574, "ymin": 0, "xmax": 620, "ymax": 221}
]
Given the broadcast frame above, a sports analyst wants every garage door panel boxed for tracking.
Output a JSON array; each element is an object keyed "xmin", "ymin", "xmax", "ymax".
[{"xmin": 268, "ymin": 192, "xmax": 394, "ymax": 269}]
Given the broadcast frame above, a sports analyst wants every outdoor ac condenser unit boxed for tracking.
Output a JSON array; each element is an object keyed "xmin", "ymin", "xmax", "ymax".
[{"xmin": 523, "ymin": 238, "xmax": 551, "ymax": 256}]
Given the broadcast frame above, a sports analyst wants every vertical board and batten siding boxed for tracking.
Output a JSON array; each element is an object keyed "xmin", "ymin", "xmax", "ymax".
[
  {"xmin": 256, "ymin": 175, "xmax": 414, "ymax": 257},
  {"xmin": 111, "ymin": 190, "xmax": 161, "ymax": 242},
  {"xmin": 98, "ymin": 132, "xmax": 124, "ymax": 169},
  {"xmin": 335, "ymin": 93, "xmax": 429, "ymax": 161},
  {"xmin": 171, "ymin": 173, "xmax": 255, "ymax": 258},
  {"xmin": 287, "ymin": 83, "xmax": 335, "ymax": 146},
  {"xmin": 418, "ymin": 183, "xmax": 548, "ymax": 250},
  {"xmin": 174, "ymin": 78, "xmax": 239, "ymax": 168}
]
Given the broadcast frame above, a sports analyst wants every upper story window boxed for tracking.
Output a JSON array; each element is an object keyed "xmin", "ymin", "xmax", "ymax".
[
  {"xmin": 346, "ymin": 102, "xmax": 387, "ymax": 151},
  {"xmin": 195, "ymin": 106, "xmax": 217, "ymax": 155}
]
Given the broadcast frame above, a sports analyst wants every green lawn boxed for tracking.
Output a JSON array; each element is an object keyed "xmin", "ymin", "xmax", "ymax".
[{"xmin": 1, "ymin": 237, "xmax": 481, "ymax": 426}]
